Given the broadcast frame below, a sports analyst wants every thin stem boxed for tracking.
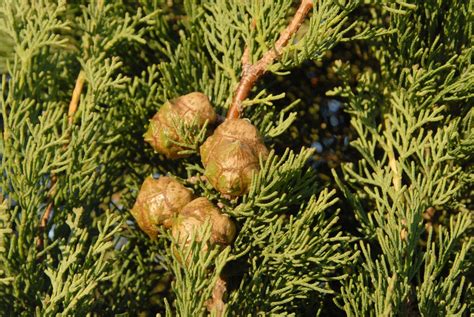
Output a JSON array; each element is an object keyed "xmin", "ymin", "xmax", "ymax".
[
  {"xmin": 227, "ymin": 0, "xmax": 314, "ymax": 119},
  {"xmin": 68, "ymin": 71, "xmax": 85, "ymax": 125}
]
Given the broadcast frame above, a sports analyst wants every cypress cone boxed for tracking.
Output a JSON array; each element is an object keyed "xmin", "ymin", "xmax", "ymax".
[
  {"xmin": 200, "ymin": 119, "xmax": 268, "ymax": 196},
  {"xmin": 171, "ymin": 197, "xmax": 236, "ymax": 249},
  {"xmin": 144, "ymin": 92, "xmax": 216, "ymax": 159},
  {"xmin": 131, "ymin": 176, "xmax": 193, "ymax": 238}
]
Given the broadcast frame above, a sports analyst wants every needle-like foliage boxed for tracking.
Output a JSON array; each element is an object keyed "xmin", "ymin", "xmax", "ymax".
[
  {"xmin": 0, "ymin": 0, "xmax": 471, "ymax": 315},
  {"xmin": 329, "ymin": 1, "xmax": 472, "ymax": 315}
]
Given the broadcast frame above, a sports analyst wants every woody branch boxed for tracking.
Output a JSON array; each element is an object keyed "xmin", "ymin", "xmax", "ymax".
[{"xmin": 227, "ymin": 0, "xmax": 314, "ymax": 119}]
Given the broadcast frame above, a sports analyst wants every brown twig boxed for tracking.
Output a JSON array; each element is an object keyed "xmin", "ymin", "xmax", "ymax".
[
  {"xmin": 206, "ymin": 275, "xmax": 227, "ymax": 317},
  {"xmin": 37, "ymin": 71, "xmax": 86, "ymax": 248},
  {"xmin": 67, "ymin": 71, "xmax": 85, "ymax": 126},
  {"xmin": 227, "ymin": 0, "xmax": 314, "ymax": 119},
  {"xmin": 241, "ymin": 46, "xmax": 251, "ymax": 72}
]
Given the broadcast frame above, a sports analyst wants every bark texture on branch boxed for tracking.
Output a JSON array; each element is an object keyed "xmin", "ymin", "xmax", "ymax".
[{"xmin": 227, "ymin": 0, "xmax": 314, "ymax": 119}]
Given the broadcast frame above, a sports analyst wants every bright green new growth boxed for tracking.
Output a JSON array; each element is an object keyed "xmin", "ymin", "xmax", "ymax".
[{"xmin": 0, "ymin": 0, "xmax": 471, "ymax": 316}]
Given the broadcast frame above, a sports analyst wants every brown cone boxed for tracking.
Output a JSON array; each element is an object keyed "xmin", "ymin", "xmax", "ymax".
[
  {"xmin": 131, "ymin": 176, "xmax": 193, "ymax": 238},
  {"xmin": 171, "ymin": 197, "xmax": 236, "ymax": 249},
  {"xmin": 200, "ymin": 119, "xmax": 268, "ymax": 196},
  {"xmin": 144, "ymin": 92, "xmax": 216, "ymax": 159}
]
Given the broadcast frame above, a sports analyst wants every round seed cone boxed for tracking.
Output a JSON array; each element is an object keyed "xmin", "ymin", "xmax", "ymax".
[
  {"xmin": 200, "ymin": 119, "xmax": 268, "ymax": 196},
  {"xmin": 171, "ymin": 197, "xmax": 236, "ymax": 249},
  {"xmin": 131, "ymin": 176, "xmax": 193, "ymax": 238},
  {"xmin": 145, "ymin": 92, "xmax": 216, "ymax": 159}
]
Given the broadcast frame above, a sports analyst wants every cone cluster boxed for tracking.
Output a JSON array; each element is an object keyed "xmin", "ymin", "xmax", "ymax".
[
  {"xmin": 144, "ymin": 92, "xmax": 268, "ymax": 197},
  {"xmin": 135, "ymin": 92, "xmax": 269, "ymax": 252},
  {"xmin": 131, "ymin": 176, "xmax": 236, "ymax": 250}
]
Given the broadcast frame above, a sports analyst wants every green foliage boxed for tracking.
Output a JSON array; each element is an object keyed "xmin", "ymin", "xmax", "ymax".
[
  {"xmin": 42, "ymin": 209, "xmax": 122, "ymax": 316},
  {"xmin": 328, "ymin": 0, "xmax": 473, "ymax": 315},
  {"xmin": 279, "ymin": 0, "xmax": 358, "ymax": 69},
  {"xmin": 164, "ymin": 223, "xmax": 231, "ymax": 317},
  {"xmin": 0, "ymin": 0, "xmax": 164, "ymax": 314},
  {"xmin": 0, "ymin": 0, "xmax": 471, "ymax": 315},
  {"xmin": 228, "ymin": 187, "xmax": 356, "ymax": 315}
]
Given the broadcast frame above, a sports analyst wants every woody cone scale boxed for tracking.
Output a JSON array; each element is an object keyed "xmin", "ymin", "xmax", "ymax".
[
  {"xmin": 144, "ymin": 92, "xmax": 216, "ymax": 159},
  {"xmin": 131, "ymin": 176, "xmax": 193, "ymax": 238},
  {"xmin": 172, "ymin": 197, "xmax": 236, "ymax": 247},
  {"xmin": 200, "ymin": 118, "xmax": 268, "ymax": 196}
]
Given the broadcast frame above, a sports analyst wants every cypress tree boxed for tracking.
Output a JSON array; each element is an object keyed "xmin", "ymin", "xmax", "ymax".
[{"xmin": 0, "ymin": 0, "xmax": 471, "ymax": 315}]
